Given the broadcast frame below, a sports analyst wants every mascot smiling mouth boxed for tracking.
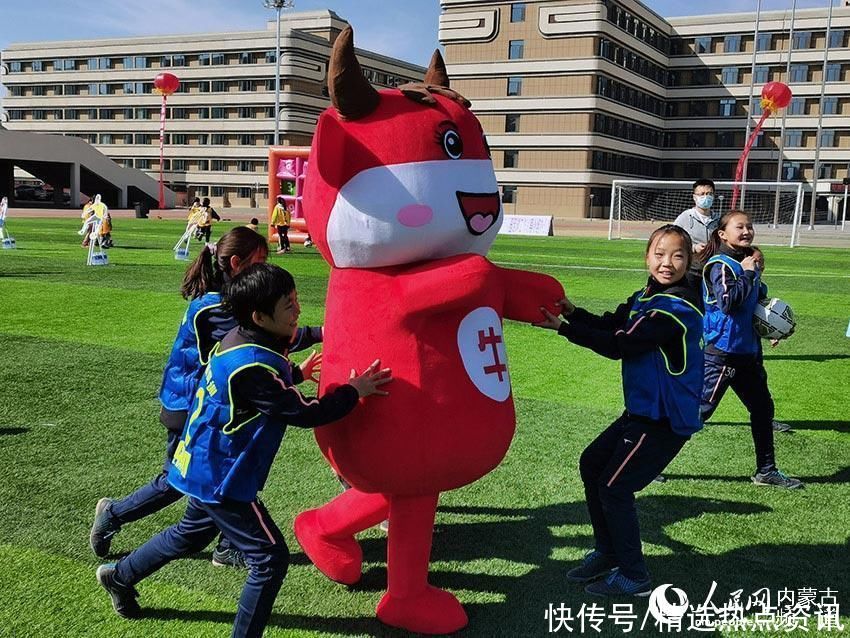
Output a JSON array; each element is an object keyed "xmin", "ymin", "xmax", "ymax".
[{"xmin": 456, "ymin": 191, "xmax": 501, "ymax": 236}]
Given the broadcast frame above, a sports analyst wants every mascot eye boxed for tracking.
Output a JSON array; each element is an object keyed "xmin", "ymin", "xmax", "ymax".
[{"xmin": 441, "ymin": 129, "xmax": 463, "ymax": 159}]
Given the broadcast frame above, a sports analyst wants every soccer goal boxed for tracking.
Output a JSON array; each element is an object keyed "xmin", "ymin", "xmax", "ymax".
[{"xmin": 608, "ymin": 180, "xmax": 805, "ymax": 247}]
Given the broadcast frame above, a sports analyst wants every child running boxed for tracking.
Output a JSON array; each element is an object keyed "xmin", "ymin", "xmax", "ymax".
[
  {"xmin": 90, "ymin": 227, "xmax": 325, "ymax": 568},
  {"xmin": 96, "ymin": 263, "xmax": 391, "ymax": 637},
  {"xmin": 535, "ymin": 224, "xmax": 704, "ymax": 596},
  {"xmin": 699, "ymin": 212, "xmax": 802, "ymax": 488},
  {"xmin": 270, "ymin": 194, "xmax": 291, "ymax": 254}
]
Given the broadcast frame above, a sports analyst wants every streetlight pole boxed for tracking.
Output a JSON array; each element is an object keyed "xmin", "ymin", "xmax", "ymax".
[{"xmin": 263, "ymin": 0, "xmax": 295, "ymax": 146}]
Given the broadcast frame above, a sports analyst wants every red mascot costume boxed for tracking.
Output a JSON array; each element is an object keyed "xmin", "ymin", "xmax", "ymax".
[{"xmin": 295, "ymin": 26, "xmax": 565, "ymax": 634}]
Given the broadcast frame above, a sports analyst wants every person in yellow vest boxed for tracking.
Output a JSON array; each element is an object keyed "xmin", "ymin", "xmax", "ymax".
[
  {"xmin": 79, "ymin": 197, "xmax": 96, "ymax": 247},
  {"xmin": 270, "ymin": 194, "xmax": 291, "ymax": 254},
  {"xmin": 187, "ymin": 197, "xmax": 202, "ymax": 222},
  {"xmin": 91, "ymin": 194, "xmax": 113, "ymax": 248},
  {"xmin": 195, "ymin": 197, "xmax": 220, "ymax": 243}
]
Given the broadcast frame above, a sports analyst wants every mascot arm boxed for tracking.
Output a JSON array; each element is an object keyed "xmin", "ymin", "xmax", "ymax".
[
  {"xmin": 498, "ymin": 267, "xmax": 565, "ymax": 323},
  {"xmin": 396, "ymin": 255, "xmax": 492, "ymax": 315}
]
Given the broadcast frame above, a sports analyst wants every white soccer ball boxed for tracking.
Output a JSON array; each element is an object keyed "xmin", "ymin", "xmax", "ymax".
[{"xmin": 753, "ymin": 298, "xmax": 796, "ymax": 340}]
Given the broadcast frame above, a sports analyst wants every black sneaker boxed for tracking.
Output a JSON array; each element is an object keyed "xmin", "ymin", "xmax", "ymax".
[
  {"xmin": 752, "ymin": 469, "xmax": 804, "ymax": 489},
  {"xmin": 566, "ymin": 550, "xmax": 618, "ymax": 583},
  {"xmin": 211, "ymin": 545, "xmax": 247, "ymax": 568},
  {"xmin": 772, "ymin": 420, "xmax": 792, "ymax": 433},
  {"xmin": 90, "ymin": 498, "xmax": 121, "ymax": 558},
  {"xmin": 96, "ymin": 564, "xmax": 141, "ymax": 618},
  {"xmin": 585, "ymin": 570, "xmax": 652, "ymax": 597}
]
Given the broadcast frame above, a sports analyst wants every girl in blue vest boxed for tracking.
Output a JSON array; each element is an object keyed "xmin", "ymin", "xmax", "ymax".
[
  {"xmin": 699, "ymin": 211, "xmax": 802, "ymax": 489},
  {"xmin": 536, "ymin": 224, "xmax": 704, "ymax": 597},
  {"xmin": 96, "ymin": 263, "xmax": 391, "ymax": 637},
  {"xmin": 90, "ymin": 227, "xmax": 321, "ymax": 567}
]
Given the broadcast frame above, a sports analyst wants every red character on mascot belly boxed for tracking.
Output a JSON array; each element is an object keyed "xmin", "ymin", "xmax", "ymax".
[{"xmin": 295, "ymin": 26, "xmax": 565, "ymax": 635}]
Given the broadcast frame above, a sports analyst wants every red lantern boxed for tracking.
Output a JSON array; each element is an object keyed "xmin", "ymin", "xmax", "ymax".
[
  {"xmin": 153, "ymin": 72, "xmax": 180, "ymax": 96},
  {"xmin": 760, "ymin": 81, "xmax": 792, "ymax": 114}
]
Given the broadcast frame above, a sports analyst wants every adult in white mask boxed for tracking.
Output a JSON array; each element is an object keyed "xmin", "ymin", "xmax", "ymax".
[{"xmin": 674, "ymin": 178, "xmax": 719, "ymax": 254}]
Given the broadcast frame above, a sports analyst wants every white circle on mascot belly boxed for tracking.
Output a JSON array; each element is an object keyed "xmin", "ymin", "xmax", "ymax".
[{"xmin": 457, "ymin": 306, "xmax": 511, "ymax": 402}]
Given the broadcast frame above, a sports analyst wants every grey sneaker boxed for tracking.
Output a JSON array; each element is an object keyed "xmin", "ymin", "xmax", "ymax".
[
  {"xmin": 211, "ymin": 545, "xmax": 247, "ymax": 568},
  {"xmin": 585, "ymin": 570, "xmax": 651, "ymax": 597},
  {"xmin": 566, "ymin": 550, "xmax": 618, "ymax": 583},
  {"xmin": 752, "ymin": 469, "xmax": 804, "ymax": 489},
  {"xmin": 90, "ymin": 498, "xmax": 121, "ymax": 558},
  {"xmin": 772, "ymin": 420, "xmax": 792, "ymax": 433},
  {"xmin": 96, "ymin": 564, "xmax": 141, "ymax": 618}
]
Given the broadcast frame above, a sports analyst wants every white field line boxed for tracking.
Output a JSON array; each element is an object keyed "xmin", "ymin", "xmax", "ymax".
[{"xmin": 493, "ymin": 260, "xmax": 850, "ymax": 279}]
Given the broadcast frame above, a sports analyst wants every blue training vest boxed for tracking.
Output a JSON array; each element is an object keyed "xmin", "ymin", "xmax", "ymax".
[
  {"xmin": 622, "ymin": 291, "xmax": 705, "ymax": 436},
  {"xmin": 167, "ymin": 343, "xmax": 292, "ymax": 503},
  {"xmin": 158, "ymin": 292, "xmax": 223, "ymax": 412},
  {"xmin": 702, "ymin": 255, "xmax": 760, "ymax": 355}
]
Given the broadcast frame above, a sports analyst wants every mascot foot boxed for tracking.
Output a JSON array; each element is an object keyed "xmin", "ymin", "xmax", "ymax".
[
  {"xmin": 293, "ymin": 509, "xmax": 362, "ymax": 585},
  {"xmin": 376, "ymin": 585, "xmax": 468, "ymax": 634}
]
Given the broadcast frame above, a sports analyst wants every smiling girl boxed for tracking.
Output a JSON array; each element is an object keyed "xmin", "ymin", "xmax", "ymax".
[
  {"xmin": 535, "ymin": 224, "xmax": 704, "ymax": 597},
  {"xmin": 699, "ymin": 211, "xmax": 803, "ymax": 489}
]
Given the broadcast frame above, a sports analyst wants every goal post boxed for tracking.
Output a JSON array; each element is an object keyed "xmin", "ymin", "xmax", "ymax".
[{"xmin": 608, "ymin": 180, "xmax": 804, "ymax": 247}]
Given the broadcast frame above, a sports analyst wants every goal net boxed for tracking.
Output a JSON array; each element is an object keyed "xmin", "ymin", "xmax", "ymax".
[{"xmin": 608, "ymin": 180, "xmax": 804, "ymax": 247}]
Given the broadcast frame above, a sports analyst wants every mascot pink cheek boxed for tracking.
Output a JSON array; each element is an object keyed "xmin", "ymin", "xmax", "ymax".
[{"xmin": 396, "ymin": 204, "xmax": 433, "ymax": 227}]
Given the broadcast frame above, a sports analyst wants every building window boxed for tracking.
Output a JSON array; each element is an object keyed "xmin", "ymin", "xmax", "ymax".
[
  {"xmin": 829, "ymin": 30, "xmax": 845, "ymax": 48},
  {"xmin": 136, "ymin": 108, "xmax": 150, "ymax": 119},
  {"xmin": 717, "ymin": 131, "xmax": 734, "ymax": 147},
  {"xmin": 785, "ymin": 129, "xmax": 803, "ymax": 147},
  {"xmin": 136, "ymin": 159, "xmax": 150, "ymax": 169},
  {"xmin": 265, "ymin": 51, "xmax": 277, "ymax": 63},
  {"xmin": 508, "ymin": 40, "xmax": 524, "ymax": 60},
  {"xmin": 211, "ymin": 107, "xmax": 226, "ymax": 119},
  {"xmin": 172, "ymin": 54, "xmax": 186, "ymax": 67},
  {"xmin": 171, "ymin": 134, "xmax": 187, "ymax": 144},
  {"xmin": 99, "ymin": 134, "xmax": 113, "ymax": 144},
  {"xmin": 819, "ymin": 164, "xmax": 834, "ymax": 179},
  {"xmin": 239, "ymin": 134, "xmax": 253, "ymax": 145},
  {"xmin": 172, "ymin": 160, "xmax": 187, "ymax": 171},
  {"xmin": 211, "ymin": 134, "xmax": 226, "ymax": 145},
  {"xmin": 821, "ymin": 130, "xmax": 836, "ymax": 146},
  {"xmin": 122, "ymin": 108, "xmax": 134, "ymax": 120},
  {"xmin": 694, "ymin": 36, "xmax": 711, "ymax": 54},
  {"xmin": 724, "ymin": 35, "xmax": 741, "ymax": 53},
  {"xmin": 788, "ymin": 97, "xmax": 805, "ymax": 115},
  {"xmin": 100, "ymin": 109, "xmax": 116, "ymax": 120},
  {"xmin": 239, "ymin": 80, "xmax": 253, "ymax": 91},
  {"xmin": 790, "ymin": 64, "xmax": 808, "ymax": 83},
  {"xmin": 211, "ymin": 80, "xmax": 227, "ymax": 92},
  {"xmin": 88, "ymin": 57, "xmax": 110, "ymax": 70},
  {"xmin": 238, "ymin": 160, "xmax": 253, "ymax": 172},
  {"xmin": 721, "ymin": 67, "xmax": 739, "ymax": 84},
  {"xmin": 825, "ymin": 63, "xmax": 841, "ymax": 82},
  {"xmin": 793, "ymin": 31, "xmax": 811, "ymax": 49},
  {"xmin": 751, "ymin": 98, "xmax": 763, "ymax": 116},
  {"xmin": 504, "ymin": 150, "xmax": 519, "ymax": 168},
  {"xmin": 9, "ymin": 61, "xmax": 21, "ymax": 72},
  {"xmin": 502, "ymin": 185, "xmax": 517, "ymax": 204},
  {"xmin": 822, "ymin": 97, "xmax": 838, "ymax": 115},
  {"xmin": 32, "ymin": 60, "xmax": 43, "ymax": 72},
  {"xmin": 211, "ymin": 159, "xmax": 226, "ymax": 171},
  {"xmin": 134, "ymin": 56, "xmax": 147, "ymax": 69},
  {"xmin": 505, "ymin": 114, "xmax": 520, "ymax": 132},
  {"xmin": 32, "ymin": 85, "xmax": 45, "ymax": 96},
  {"xmin": 753, "ymin": 66, "xmax": 769, "ymax": 84},
  {"xmin": 199, "ymin": 53, "xmax": 211, "ymax": 66},
  {"xmin": 211, "ymin": 186, "xmax": 225, "ymax": 196},
  {"xmin": 120, "ymin": 134, "xmax": 133, "ymax": 144},
  {"xmin": 240, "ymin": 52, "xmax": 255, "ymax": 64},
  {"xmin": 123, "ymin": 56, "xmax": 134, "ymax": 69},
  {"xmin": 719, "ymin": 98, "xmax": 736, "ymax": 117},
  {"xmin": 160, "ymin": 55, "xmax": 172, "ymax": 67},
  {"xmin": 507, "ymin": 76, "xmax": 522, "ymax": 96},
  {"xmin": 123, "ymin": 82, "xmax": 135, "ymax": 94},
  {"xmin": 197, "ymin": 134, "xmax": 209, "ymax": 145},
  {"xmin": 510, "ymin": 3, "xmax": 526, "ymax": 22},
  {"xmin": 238, "ymin": 107, "xmax": 253, "ymax": 118},
  {"xmin": 756, "ymin": 33, "xmax": 772, "ymax": 51},
  {"xmin": 65, "ymin": 109, "xmax": 79, "ymax": 120},
  {"xmin": 211, "ymin": 53, "xmax": 225, "ymax": 65}
]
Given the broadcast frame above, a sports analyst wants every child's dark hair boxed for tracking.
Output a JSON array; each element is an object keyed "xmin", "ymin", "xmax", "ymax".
[
  {"xmin": 202, "ymin": 197, "xmax": 211, "ymax": 207},
  {"xmin": 180, "ymin": 226, "xmax": 267, "ymax": 299},
  {"xmin": 698, "ymin": 210, "xmax": 750, "ymax": 263},
  {"xmin": 191, "ymin": 197, "xmax": 200, "ymax": 205},
  {"xmin": 693, "ymin": 178, "xmax": 715, "ymax": 192},
  {"xmin": 250, "ymin": 217, "xmax": 259, "ymax": 225},
  {"xmin": 224, "ymin": 263, "xmax": 296, "ymax": 329},
  {"xmin": 645, "ymin": 224, "xmax": 693, "ymax": 268}
]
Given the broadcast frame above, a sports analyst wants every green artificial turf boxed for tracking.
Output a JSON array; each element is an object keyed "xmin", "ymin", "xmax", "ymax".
[{"xmin": 0, "ymin": 217, "xmax": 847, "ymax": 637}]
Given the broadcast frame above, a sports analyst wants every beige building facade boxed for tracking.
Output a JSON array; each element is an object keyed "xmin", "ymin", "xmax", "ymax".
[
  {"xmin": 0, "ymin": 11, "xmax": 424, "ymax": 209},
  {"xmin": 440, "ymin": 0, "xmax": 850, "ymax": 220}
]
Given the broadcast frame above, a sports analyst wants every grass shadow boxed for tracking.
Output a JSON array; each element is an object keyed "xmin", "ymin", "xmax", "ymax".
[
  {"xmin": 0, "ymin": 427, "xmax": 28, "ymax": 436},
  {"xmin": 708, "ymin": 420, "xmax": 850, "ymax": 433},
  {"xmin": 763, "ymin": 353, "xmax": 850, "ymax": 362}
]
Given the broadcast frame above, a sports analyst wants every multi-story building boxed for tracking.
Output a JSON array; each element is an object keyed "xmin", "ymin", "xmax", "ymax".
[
  {"xmin": 440, "ymin": 0, "xmax": 850, "ymax": 220},
  {"xmin": 0, "ymin": 10, "xmax": 424, "ymax": 208}
]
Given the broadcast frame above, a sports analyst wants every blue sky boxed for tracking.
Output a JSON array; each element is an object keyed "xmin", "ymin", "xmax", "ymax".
[{"xmin": 0, "ymin": 0, "xmax": 831, "ymax": 67}]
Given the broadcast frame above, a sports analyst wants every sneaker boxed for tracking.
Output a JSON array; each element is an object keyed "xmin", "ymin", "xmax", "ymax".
[
  {"xmin": 752, "ymin": 469, "xmax": 804, "ymax": 489},
  {"xmin": 585, "ymin": 570, "xmax": 651, "ymax": 597},
  {"xmin": 96, "ymin": 564, "xmax": 141, "ymax": 618},
  {"xmin": 303, "ymin": 240, "xmax": 313, "ymax": 248},
  {"xmin": 284, "ymin": 248, "xmax": 292, "ymax": 253},
  {"xmin": 90, "ymin": 498, "xmax": 121, "ymax": 558},
  {"xmin": 212, "ymin": 545, "xmax": 248, "ymax": 568},
  {"xmin": 772, "ymin": 420, "xmax": 792, "ymax": 433},
  {"xmin": 566, "ymin": 550, "xmax": 618, "ymax": 583},
  {"xmin": 276, "ymin": 249, "xmax": 286, "ymax": 255}
]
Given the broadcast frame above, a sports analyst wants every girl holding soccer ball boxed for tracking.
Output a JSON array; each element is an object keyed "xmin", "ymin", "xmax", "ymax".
[{"xmin": 699, "ymin": 211, "xmax": 802, "ymax": 489}]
